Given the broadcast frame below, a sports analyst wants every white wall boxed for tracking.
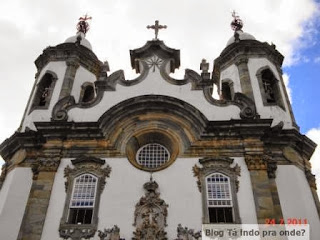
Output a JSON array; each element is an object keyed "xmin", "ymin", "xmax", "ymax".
[
  {"xmin": 276, "ymin": 165, "xmax": 320, "ymax": 240},
  {"xmin": 248, "ymin": 58, "xmax": 293, "ymax": 129},
  {"xmin": 68, "ymin": 56, "xmax": 241, "ymax": 123},
  {"xmin": 41, "ymin": 156, "xmax": 257, "ymax": 240},
  {"xmin": 0, "ymin": 167, "xmax": 32, "ymax": 240},
  {"xmin": 220, "ymin": 64, "xmax": 242, "ymax": 93}
]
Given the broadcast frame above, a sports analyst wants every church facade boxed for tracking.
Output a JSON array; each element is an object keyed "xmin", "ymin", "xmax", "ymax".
[{"xmin": 0, "ymin": 17, "xmax": 319, "ymax": 240}]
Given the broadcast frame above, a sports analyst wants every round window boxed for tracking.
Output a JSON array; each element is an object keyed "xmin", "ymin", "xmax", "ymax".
[{"xmin": 136, "ymin": 143, "xmax": 170, "ymax": 169}]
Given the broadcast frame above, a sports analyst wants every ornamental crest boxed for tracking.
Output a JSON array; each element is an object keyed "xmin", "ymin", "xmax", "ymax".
[{"xmin": 133, "ymin": 177, "xmax": 168, "ymax": 240}]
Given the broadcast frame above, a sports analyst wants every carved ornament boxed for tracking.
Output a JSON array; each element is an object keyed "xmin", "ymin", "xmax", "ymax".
[
  {"xmin": 98, "ymin": 225, "xmax": 120, "ymax": 240},
  {"xmin": 133, "ymin": 177, "xmax": 168, "ymax": 240},
  {"xmin": 193, "ymin": 157, "xmax": 241, "ymax": 192},
  {"xmin": 175, "ymin": 224, "xmax": 201, "ymax": 240}
]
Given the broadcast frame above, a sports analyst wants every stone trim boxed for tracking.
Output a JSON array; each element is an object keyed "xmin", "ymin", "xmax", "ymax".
[
  {"xmin": 256, "ymin": 66, "xmax": 285, "ymax": 110},
  {"xmin": 59, "ymin": 156, "xmax": 111, "ymax": 240},
  {"xmin": 193, "ymin": 157, "xmax": 241, "ymax": 224},
  {"xmin": 35, "ymin": 43, "xmax": 102, "ymax": 77},
  {"xmin": 29, "ymin": 70, "xmax": 58, "ymax": 113},
  {"xmin": 235, "ymin": 56, "xmax": 255, "ymax": 102}
]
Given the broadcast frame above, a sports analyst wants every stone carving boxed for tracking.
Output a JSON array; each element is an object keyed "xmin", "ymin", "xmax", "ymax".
[
  {"xmin": 31, "ymin": 158, "xmax": 60, "ymax": 179},
  {"xmin": 59, "ymin": 227, "xmax": 95, "ymax": 240},
  {"xmin": 146, "ymin": 56, "xmax": 163, "ymax": 72},
  {"xmin": 305, "ymin": 170, "xmax": 317, "ymax": 190},
  {"xmin": 98, "ymin": 225, "xmax": 120, "ymax": 240},
  {"xmin": 64, "ymin": 156, "xmax": 111, "ymax": 192},
  {"xmin": 193, "ymin": 157, "xmax": 241, "ymax": 192},
  {"xmin": 245, "ymin": 153, "xmax": 278, "ymax": 178},
  {"xmin": 52, "ymin": 96, "xmax": 76, "ymax": 121},
  {"xmin": 262, "ymin": 153, "xmax": 277, "ymax": 179},
  {"xmin": 233, "ymin": 93, "xmax": 257, "ymax": 119},
  {"xmin": 133, "ymin": 177, "xmax": 168, "ymax": 240},
  {"xmin": 245, "ymin": 155, "xmax": 267, "ymax": 171},
  {"xmin": 175, "ymin": 224, "xmax": 201, "ymax": 240}
]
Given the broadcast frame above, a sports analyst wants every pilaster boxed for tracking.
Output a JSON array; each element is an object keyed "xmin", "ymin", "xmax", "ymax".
[
  {"xmin": 235, "ymin": 57, "xmax": 255, "ymax": 102},
  {"xmin": 59, "ymin": 59, "xmax": 80, "ymax": 100},
  {"xmin": 245, "ymin": 154, "xmax": 283, "ymax": 223},
  {"xmin": 17, "ymin": 151, "xmax": 61, "ymax": 240}
]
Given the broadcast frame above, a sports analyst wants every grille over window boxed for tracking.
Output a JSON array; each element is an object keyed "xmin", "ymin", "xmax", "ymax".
[
  {"xmin": 136, "ymin": 143, "xmax": 170, "ymax": 169},
  {"xmin": 206, "ymin": 173, "xmax": 232, "ymax": 207}
]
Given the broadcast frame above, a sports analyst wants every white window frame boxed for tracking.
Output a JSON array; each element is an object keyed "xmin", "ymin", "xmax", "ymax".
[{"xmin": 136, "ymin": 143, "xmax": 170, "ymax": 169}]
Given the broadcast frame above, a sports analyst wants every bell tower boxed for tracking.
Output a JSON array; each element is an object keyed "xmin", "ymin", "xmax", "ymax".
[
  {"xmin": 214, "ymin": 11, "xmax": 297, "ymax": 129},
  {"xmin": 20, "ymin": 15, "xmax": 106, "ymax": 130}
]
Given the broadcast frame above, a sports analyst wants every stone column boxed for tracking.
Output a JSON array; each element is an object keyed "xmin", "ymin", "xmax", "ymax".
[
  {"xmin": 245, "ymin": 154, "xmax": 283, "ymax": 223},
  {"xmin": 235, "ymin": 57, "xmax": 255, "ymax": 102},
  {"xmin": 17, "ymin": 155, "xmax": 60, "ymax": 240},
  {"xmin": 59, "ymin": 59, "xmax": 80, "ymax": 100}
]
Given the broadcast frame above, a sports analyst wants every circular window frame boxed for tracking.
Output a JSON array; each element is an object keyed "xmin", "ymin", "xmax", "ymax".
[
  {"xmin": 136, "ymin": 143, "xmax": 171, "ymax": 169},
  {"xmin": 126, "ymin": 130, "xmax": 180, "ymax": 172}
]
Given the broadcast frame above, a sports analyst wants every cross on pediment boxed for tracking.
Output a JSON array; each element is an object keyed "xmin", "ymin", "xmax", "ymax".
[{"xmin": 147, "ymin": 20, "xmax": 167, "ymax": 40}]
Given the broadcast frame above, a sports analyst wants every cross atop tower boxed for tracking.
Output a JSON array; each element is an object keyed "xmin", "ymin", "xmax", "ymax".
[
  {"xmin": 230, "ymin": 10, "xmax": 243, "ymax": 31},
  {"xmin": 147, "ymin": 20, "xmax": 167, "ymax": 40},
  {"xmin": 77, "ymin": 14, "xmax": 92, "ymax": 35}
]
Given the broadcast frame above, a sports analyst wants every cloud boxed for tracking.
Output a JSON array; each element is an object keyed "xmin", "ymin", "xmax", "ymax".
[
  {"xmin": 282, "ymin": 73, "xmax": 292, "ymax": 103},
  {"xmin": 306, "ymin": 128, "xmax": 320, "ymax": 197},
  {"xmin": 314, "ymin": 57, "xmax": 320, "ymax": 63}
]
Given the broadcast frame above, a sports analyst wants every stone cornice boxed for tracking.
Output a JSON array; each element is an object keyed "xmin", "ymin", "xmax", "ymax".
[
  {"xmin": 0, "ymin": 120, "xmax": 316, "ymax": 162},
  {"xmin": 214, "ymin": 40, "xmax": 284, "ymax": 72},
  {"xmin": 35, "ymin": 43, "xmax": 103, "ymax": 77}
]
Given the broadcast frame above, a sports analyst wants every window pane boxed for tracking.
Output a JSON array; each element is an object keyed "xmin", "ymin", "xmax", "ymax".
[
  {"xmin": 70, "ymin": 174, "xmax": 97, "ymax": 208},
  {"xmin": 206, "ymin": 173, "xmax": 232, "ymax": 207},
  {"xmin": 136, "ymin": 143, "xmax": 170, "ymax": 169}
]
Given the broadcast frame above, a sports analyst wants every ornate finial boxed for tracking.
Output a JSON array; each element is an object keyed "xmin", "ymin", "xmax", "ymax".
[
  {"xmin": 231, "ymin": 10, "xmax": 243, "ymax": 31},
  {"xmin": 147, "ymin": 20, "xmax": 167, "ymax": 40},
  {"xmin": 77, "ymin": 14, "xmax": 92, "ymax": 35}
]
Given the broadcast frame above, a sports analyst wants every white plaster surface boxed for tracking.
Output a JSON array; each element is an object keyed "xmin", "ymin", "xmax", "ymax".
[
  {"xmin": 276, "ymin": 165, "xmax": 320, "ymax": 240},
  {"xmin": 68, "ymin": 60, "xmax": 241, "ymax": 123},
  {"xmin": 248, "ymin": 58, "xmax": 294, "ymax": 129},
  {"xmin": 220, "ymin": 64, "xmax": 242, "ymax": 94},
  {"xmin": 41, "ymin": 157, "xmax": 258, "ymax": 240},
  {"xmin": 234, "ymin": 157, "xmax": 258, "ymax": 224},
  {"xmin": 70, "ymin": 66, "xmax": 97, "ymax": 103},
  {"xmin": 0, "ymin": 167, "xmax": 32, "ymax": 240},
  {"xmin": 21, "ymin": 61, "xmax": 67, "ymax": 131}
]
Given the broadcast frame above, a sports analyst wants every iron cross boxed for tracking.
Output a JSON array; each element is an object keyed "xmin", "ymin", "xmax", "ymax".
[{"xmin": 147, "ymin": 20, "xmax": 167, "ymax": 40}]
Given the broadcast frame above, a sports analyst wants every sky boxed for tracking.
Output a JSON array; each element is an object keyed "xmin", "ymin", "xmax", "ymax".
[{"xmin": 0, "ymin": 0, "xmax": 320, "ymax": 196}]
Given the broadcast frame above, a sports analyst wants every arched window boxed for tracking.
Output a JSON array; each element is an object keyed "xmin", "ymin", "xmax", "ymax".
[
  {"xmin": 257, "ymin": 68, "xmax": 284, "ymax": 109},
  {"xmin": 136, "ymin": 143, "xmax": 170, "ymax": 169},
  {"xmin": 79, "ymin": 83, "xmax": 95, "ymax": 104},
  {"xmin": 31, "ymin": 72, "xmax": 57, "ymax": 111},
  {"xmin": 68, "ymin": 174, "xmax": 97, "ymax": 224},
  {"xmin": 206, "ymin": 173, "xmax": 233, "ymax": 223}
]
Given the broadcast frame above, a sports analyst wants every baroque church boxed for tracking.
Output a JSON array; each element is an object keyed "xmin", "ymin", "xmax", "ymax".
[{"xmin": 0, "ymin": 14, "xmax": 319, "ymax": 240}]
